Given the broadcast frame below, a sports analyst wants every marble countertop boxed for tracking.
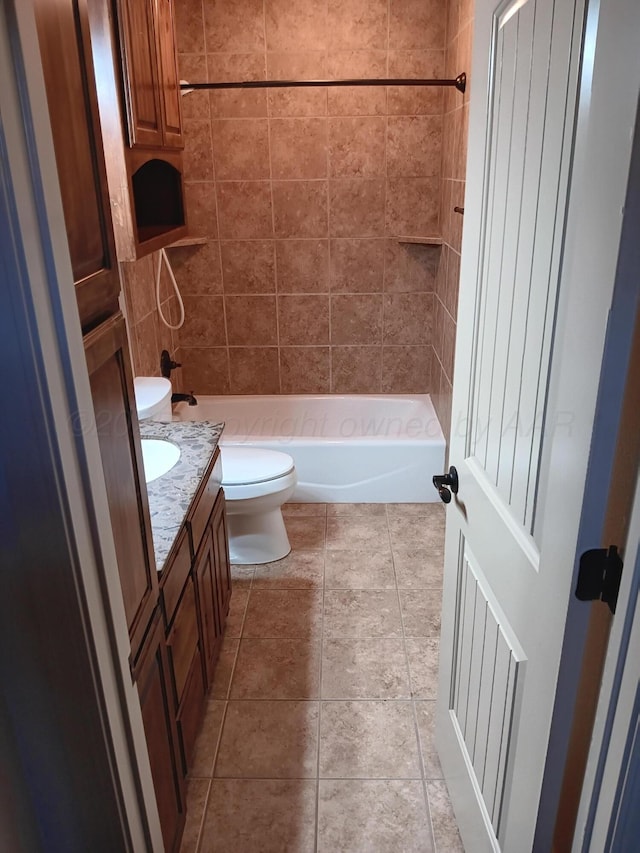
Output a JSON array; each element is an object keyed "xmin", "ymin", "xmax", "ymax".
[{"xmin": 139, "ymin": 419, "xmax": 224, "ymax": 572}]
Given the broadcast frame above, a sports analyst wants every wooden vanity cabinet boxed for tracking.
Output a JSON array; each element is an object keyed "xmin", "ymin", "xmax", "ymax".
[{"xmin": 134, "ymin": 608, "xmax": 185, "ymax": 853}]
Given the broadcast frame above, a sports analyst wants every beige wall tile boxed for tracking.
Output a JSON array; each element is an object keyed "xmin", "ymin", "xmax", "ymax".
[
  {"xmin": 326, "ymin": 49, "xmax": 387, "ymax": 79},
  {"xmin": 166, "ymin": 241, "xmax": 223, "ymax": 294},
  {"xmin": 177, "ymin": 54, "xmax": 209, "ymax": 120},
  {"xmin": 207, "ymin": 53, "xmax": 267, "ymax": 118},
  {"xmin": 212, "ymin": 119, "xmax": 270, "ymax": 180},
  {"xmin": 276, "ymin": 239, "xmax": 329, "ymax": 293},
  {"xmin": 216, "ymin": 181, "xmax": 273, "ymax": 239},
  {"xmin": 382, "ymin": 345, "xmax": 432, "ymax": 393},
  {"xmin": 280, "ymin": 347, "xmax": 330, "ymax": 393},
  {"xmin": 386, "ymin": 177, "xmax": 440, "ymax": 238},
  {"xmin": 175, "ymin": 0, "xmax": 205, "ymax": 54},
  {"xmin": 184, "ymin": 181, "xmax": 218, "ymax": 238},
  {"xmin": 329, "ymin": 179, "xmax": 386, "ymax": 237},
  {"xmin": 221, "ymin": 240, "xmax": 276, "ymax": 293},
  {"xmin": 265, "ymin": 0, "xmax": 328, "ymax": 51},
  {"xmin": 270, "ymin": 118, "xmax": 328, "ymax": 179},
  {"xmin": 180, "ymin": 294, "xmax": 227, "ymax": 347},
  {"xmin": 204, "ymin": 0, "xmax": 265, "ymax": 52},
  {"xmin": 330, "ymin": 239, "xmax": 385, "ymax": 293},
  {"xmin": 328, "ymin": 86, "xmax": 387, "ymax": 116},
  {"xmin": 327, "ymin": 0, "xmax": 388, "ymax": 50},
  {"xmin": 383, "ymin": 292, "xmax": 433, "ymax": 345},
  {"xmin": 331, "ymin": 347, "xmax": 381, "ymax": 393},
  {"xmin": 329, "ymin": 117, "xmax": 386, "ymax": 178},
  {"xmin": 225, "ymin": 295, "xmax": 278, "ymax": 345},
  {"xmin": 266, "ymin": 52, "xmax": 328, "ymax": 117},
  {"xmin": 229, "ymin": 347, "xmax": 280, "ymax": 393},
  {"xmin": 183, "ymin": 118, "xmax": 214, "ymax": 181},
  {"xmin": 272, "ymin": 181, "xmax": 328, "ymax": 238},
  {"xmin": 135, "ymin": 312, "xmax": 159, "ymax": 376},
  {"xmin": 331, "ymin": 294, "xmax": 383, "ymax": 345},
  {"xmin": 384, "ymin": 240, "xmax": 438, "ymax": 292},
  {"xmin": 180, "ymin": 347, "xmax": 230, "ymax": 394},
  {"xmin": 268, "ymin": 88, "xmax": 328, "ymax": 117},
  {"xmin": 278, "ymin": 295, "xmax": 330, "ymax": 345},
  {"xmin": 389, "ymin": 0, "xmax": 446, "ymax": 50},
  {"xmin": 387, "ymin": 51, "xmax": 444, "ymax": 116},
  {"xmin": 387, "ymin": 115, "xmax": 442, "ymax": 177}
]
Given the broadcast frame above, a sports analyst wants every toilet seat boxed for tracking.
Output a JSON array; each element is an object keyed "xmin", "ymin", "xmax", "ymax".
[{"xmin": 221, "ymin": 446, "xmax": 294, "ymax": 485}]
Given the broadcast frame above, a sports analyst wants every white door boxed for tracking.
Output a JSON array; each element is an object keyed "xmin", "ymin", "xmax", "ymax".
[
  {"xmin": 575, "ymin": 473, "xmax": 640, "ymax": 851},
  {"xmin": 436, "ymin": 0, "xmax": 640, "ymax": 849}
]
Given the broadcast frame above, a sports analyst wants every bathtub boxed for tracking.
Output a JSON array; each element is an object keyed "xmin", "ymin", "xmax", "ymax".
[{"xmin": 173, "ymin": 394, "xmax": 445, "ymax": 503}]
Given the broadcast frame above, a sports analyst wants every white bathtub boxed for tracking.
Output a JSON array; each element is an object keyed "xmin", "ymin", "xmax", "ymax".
[{"xmin": 173, "ymin": 394, "xmax": 445, "ymax": 503}]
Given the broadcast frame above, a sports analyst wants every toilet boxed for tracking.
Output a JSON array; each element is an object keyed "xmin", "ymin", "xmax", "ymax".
[
  {"xmin": 134, "ymin": 376, "xmax": 172, "ymax": 421},
  {"xmin": 221, "ymin": 446, "xmax": 297, "ymax": 565}
]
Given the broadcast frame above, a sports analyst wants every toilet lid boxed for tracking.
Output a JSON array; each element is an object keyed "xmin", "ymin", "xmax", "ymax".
[{"xmin": 221, "ymin": 447, "xmax": 295, "ymax": 485}]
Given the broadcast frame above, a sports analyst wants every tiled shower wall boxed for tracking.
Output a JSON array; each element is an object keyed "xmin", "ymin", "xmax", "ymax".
[
  {"xmin": 167, "ymin": 0, "xmax": 456, "ymax": 395},
  {"xmin": 432, "ymin": 0, "xmax": 473, "ymax": 438}
]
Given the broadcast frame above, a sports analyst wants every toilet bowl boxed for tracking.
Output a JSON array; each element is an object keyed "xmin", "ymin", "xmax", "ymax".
[
  {"xmin": 134, "ymin": 377, "xmax": 172, "ymax": 422},
  {"xmin": 221, "ymin": 447, "xmax": 297, "ymax": 565}
]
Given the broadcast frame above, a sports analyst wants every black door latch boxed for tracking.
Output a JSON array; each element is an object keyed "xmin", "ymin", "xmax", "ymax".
[
  {"xmin": 575, "ymin": 545, "xmax": 623, "ymax": 614},
  {"xmin": 433, "ymin": 466, "xmax": 459, "ymax": 504}
]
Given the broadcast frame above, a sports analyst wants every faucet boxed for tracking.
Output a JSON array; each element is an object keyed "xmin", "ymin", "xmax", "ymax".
[{"xmin": 171, "ymin": 392, "xmax": 198, "ymax": 406}]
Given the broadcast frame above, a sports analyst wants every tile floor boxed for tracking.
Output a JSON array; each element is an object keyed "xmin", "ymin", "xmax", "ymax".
[{"xmin": 180, "ymin": 503, "xmax": 464, "ymax": 852}]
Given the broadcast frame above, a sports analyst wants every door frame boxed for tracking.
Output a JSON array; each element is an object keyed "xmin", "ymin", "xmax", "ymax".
[{"xmin": 533, "ymin": 0, "xmax": 640, "ymax": 845}]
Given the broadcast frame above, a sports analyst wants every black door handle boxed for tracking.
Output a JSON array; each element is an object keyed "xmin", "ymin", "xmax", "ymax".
[{"xmin": 433, "ymin": 466, "xmax": 459, "ymax": 504}]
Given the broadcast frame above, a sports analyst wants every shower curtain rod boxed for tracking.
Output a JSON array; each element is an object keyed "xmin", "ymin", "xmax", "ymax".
[{"xmin": 181, "ymin": 72, "xmax": 466, "ymax": 94}]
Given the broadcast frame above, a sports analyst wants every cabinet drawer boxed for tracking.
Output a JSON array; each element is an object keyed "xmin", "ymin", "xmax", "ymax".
[
  {"xmin": 167, "ymin": 578, "xmax": 198, "ymax": 708},
  {"xmin": 161, "ymin": 527, "xmax": 191, "ymax": 627},
  {"xmin": 188, "ymin": 451, "xmax": 222, "ymax": 555},
  {"xmin": 177, "ymin": 649, "xmax": 205, "ymax": 775}
]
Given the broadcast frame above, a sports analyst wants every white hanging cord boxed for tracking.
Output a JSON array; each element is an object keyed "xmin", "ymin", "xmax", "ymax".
[{"xmin": 156, "ymin": 247, "xmax": 185, "ymax": 330}]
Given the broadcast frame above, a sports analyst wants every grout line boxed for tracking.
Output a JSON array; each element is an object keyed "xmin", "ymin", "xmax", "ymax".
[
  {"xmin": 313, "ymin": 503, "xmax": 328, "ymax": 852},
  {"xmin": 193, "ymin": 777, "xmax": 212, "ymax": 853}
]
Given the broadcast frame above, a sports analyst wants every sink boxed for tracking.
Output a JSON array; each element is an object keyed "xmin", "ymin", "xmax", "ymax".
[{"xmin": 141, "ymin": 438, "xmax": 181, "ymax": 483}]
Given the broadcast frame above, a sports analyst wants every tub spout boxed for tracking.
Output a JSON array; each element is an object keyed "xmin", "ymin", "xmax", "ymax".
[{"xmin": 172, "ymin": 392, "xmax": 198, "ymax": 406}]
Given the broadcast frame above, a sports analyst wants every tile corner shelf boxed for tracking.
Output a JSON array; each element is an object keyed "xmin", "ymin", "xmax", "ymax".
[
  {"xmin": 396, "ymin": 236, "xmax": 443, "ymax": 246},
  {"xmin": 167, "ymin": 236, "xmax": 209, "ymax": 248}
]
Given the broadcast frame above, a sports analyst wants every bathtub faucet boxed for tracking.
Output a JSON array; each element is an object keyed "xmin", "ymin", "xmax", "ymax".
[{"xmin": 171, "ymin": 392, "xmax": 198, "ymax": 406}]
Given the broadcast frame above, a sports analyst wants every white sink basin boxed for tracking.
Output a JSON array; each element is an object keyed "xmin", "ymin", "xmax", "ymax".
[{"xmin": 141, "ymin": 438, "xmax": 181, "ymax": 483}]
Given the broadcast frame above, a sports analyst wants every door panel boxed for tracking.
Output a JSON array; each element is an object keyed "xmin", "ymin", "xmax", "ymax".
[
  {"xmin": 118, "ymin": 0, "xmax": 163, "ymax": 148},
  {"xmin": 436, "ymin": 0, "xmax": 591, "ymax": 847}
]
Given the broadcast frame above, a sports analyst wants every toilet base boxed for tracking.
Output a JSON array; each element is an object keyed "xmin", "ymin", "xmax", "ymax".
[{"xmin": 226, "ymin": 507, "xmax": 291, "ymax": 565}]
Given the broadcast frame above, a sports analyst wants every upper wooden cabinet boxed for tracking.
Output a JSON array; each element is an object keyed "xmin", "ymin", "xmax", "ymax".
[
  {"xmin": 118, "ymin": 0, "xmax": 184, "ymax": 150},
  {"xmin": 87, "ymin": 0, "xmax": 187, "ymax": 259},
  {"xmin": 34, "ymin": 0, "xmax": 120, "ymax": 333}
]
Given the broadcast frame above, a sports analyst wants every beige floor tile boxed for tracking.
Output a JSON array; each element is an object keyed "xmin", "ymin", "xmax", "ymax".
[
  {"xmin": 324, "ymin": 590, "xmax": 403, "ymax": 638},
  {"xmin": 253, "ymin": 550, "xmax": 325, "ymax": 589},
  {"xmin": 388, "ymin": 515, "xmax": 445, "ymax": 549},
  {"xmin": 325, "ymin": 517, "xmax": 391, "ymax": 551},
  {"xmin": 317, "ymin": 779, "xmax": 434, "ymax": 853},
  {"xmin": 189, "ymin": 701, "xmax": 226, "ymax": 777},
  {"xmin": 224, "ymin": 587, "xmax": 249, "ymax": 638},
  {"xmin": 386, "ymin": 502, "xmax": 445, "ymax": 518},
  {"xmin": 406, "ymin": 638, "xmax": 440, "ymax": 699},
  {"xmin": 426, "ymin": 780, "xmax": 465, "ymax": 852},
  {"xmin": 200, "ymin": 779, "xmax": 317, "ymax": 853},
  {"xmin": 179, "ymin": 778, "xmax": 209, "ymax": 852},
  {"xmin": 215, "ymin": 700, "xmax": 319, "ymax": 779},
  {"xmin": 230, "ymin": 639, "xmax": 321, "ymax": 699},
  {"xmin": 229, "ymin": 564, "xmax": 255, "ymax": 584},
  {"xmin": 210, "ymin": 638, "xmax": 239, "ymax": 700},
  {"xmin": 324, "ymin": 549, "xmax": 395, "ymax": 588},
  {"xmin": 400, "ymin": 589, "xmax": 442, "ymax": 637},
  {"xmin": 243, "ymin": 589, "xmax": 323, "ymax": 639},
  {"xmin": 321, "ymin": 639, "xmax": 410, "ymax": 699},
  {"xmin": 393, "ymin": 547, "xmax": 444, "ymax": 588},
  {"xmin": 286, "ymin": 516, "xmax": 327, "ymax": 549},
  {"xmin": 415, "ymin": 701, "xmax": 444, "ymax": 779},
  {"xmin": 283, "ymin": 502, "xmax": 327, "ymax": 517},
  {"xmin": 326, "ymin": 503, "xmax": 387, "ymax": 516},
  {"xmin": 319, "ymin": 700, "xmax": 421, "ymax": 778}
]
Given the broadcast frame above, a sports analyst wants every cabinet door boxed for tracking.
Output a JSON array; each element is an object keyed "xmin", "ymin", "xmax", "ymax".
[
  {"xmin": 84, "ymin": 313, "xmax": 158, "ymax": 660},
  {"xmin": 195, "ymin": 528, "xmax": 223, "ymax": 687},
  {"xmin": 135, "ymin": 609, "xmax": 185, "ymax": 853},
  {"xmin": 117, "ymin": 0, "xmax": 164, "ymax": 148},
  {"xmin": 34, "ymin": 0, "xmax": 120, "ymax": 332},
  {"xmin": 155, "ymin": 0, "xmax": 184, "ymax": 148},
  {"xmin": 211, "ymin": 491, "xmax": 232, "ymax": 631}
]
